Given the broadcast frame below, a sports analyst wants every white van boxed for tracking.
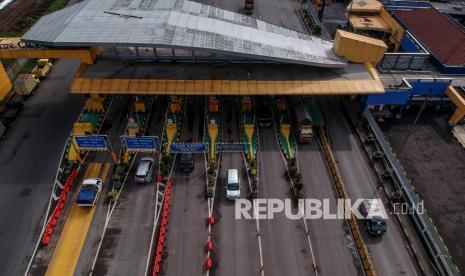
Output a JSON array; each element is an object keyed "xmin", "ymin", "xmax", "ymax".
[{"xmin": 226, "ymin": 169, "xmax": 240, "ymax": 200}]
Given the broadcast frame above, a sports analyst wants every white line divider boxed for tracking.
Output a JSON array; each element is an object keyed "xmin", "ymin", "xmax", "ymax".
[
  {"xmin": 205, "ymin": 100, "xmax": 222, "ymax": 276},
  {"xmin": 243, "ymin": 128, "xmax": 265, "ymax": 276},
  {"xmin": 89, "ymin": 96, "xmax": 155, "ymax": 275},
  {"xmin": 24, "ymin": 96, "xmax": 115, "ymax": 276},
  {"xmin": 144, "ymin": 97, "xmax": 186, "ymax": 276},
  {"xmin": 270, "ymin": 99, "xmax": 319, "ymax": 275}
]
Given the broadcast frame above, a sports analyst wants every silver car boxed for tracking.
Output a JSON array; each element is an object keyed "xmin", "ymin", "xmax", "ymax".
[{"xmin": 135, "ymin": 157, "xmax": 155, "ymax": 183}]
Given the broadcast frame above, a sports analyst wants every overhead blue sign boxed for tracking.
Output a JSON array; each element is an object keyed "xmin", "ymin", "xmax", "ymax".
[
  {"xmin": 171, "ymin": 143, "xmax": 205, "ymax": 153},
  {"xmin": 220, "ymin": 143, "xmax": 246, "ymax": 152},
  {"xmin": 124, "ymin": 136, "xmax": 157, "ymax": 152},
  {"xmin": 74, "ymin": 135, "xmax": 108, "ymax": 151}
]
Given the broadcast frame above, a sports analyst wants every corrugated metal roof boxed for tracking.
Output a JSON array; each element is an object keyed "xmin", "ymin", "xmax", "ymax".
[
  {"xmin": 394, "ymin": 8, "xmax": 465, "ymax": 67},
  {"xmin": 21, "ymin": 0, "xmax": 347, "ymax": 67}
]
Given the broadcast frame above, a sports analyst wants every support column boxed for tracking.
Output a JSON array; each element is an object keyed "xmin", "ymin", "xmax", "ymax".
[
  {"xmin": 449, "ymin": 108, "xmax": 465, "ymax": 125},
  {"xmin": 0, "ymin": 61, "xmax": 12, "ymax": 101}
]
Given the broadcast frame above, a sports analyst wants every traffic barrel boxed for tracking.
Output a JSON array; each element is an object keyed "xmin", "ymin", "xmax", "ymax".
[
  {"xmin": 155, "ymin": 254, "xmax": 162, "ymax": 264},
  {"xmin": 159, "ymin": 235, "xmax": 165, "ymax": 244},
  {"xmin": 204, "ymin": 257, "xmax": 213, "ymax": 270},
  {"xmin": 71, "ymin": 168, "xmax": 78, "ymax": 179},
  {"xmin": 53, "ymin": 208, "xmax": 61, "ymax": 219},
  {"xmin": 153, "ymin": 263, "xmax": 160, "ymax": 274},
  {"xmin": 161, "ymin": 217, "xmax": 168, "ymax": 227},
  {"xmin": 157, "ymin": 174, "xmax": 163, "ymax": 182},
  {"xmin": 160, "ymin": 225, "xmax": 166, "ymax": 235},
  {"xmin": 162, "ymin": 209, "xmax": 168, "ymax": 219},
  {"xmin": 208, "ymin": 216, "xmax": 215, "ymax": 225},
  {"xmin": 45, "ymin": 226, "xmax": 53, "ymax": 236},
  {"xmin": 206, "ymin": 240, "xmax": 213, "ymax": 251},
  {"xmin": 157, "ymin": 244, "xmax": 163, "ymax": 255},
  {"xmin": 59, "ymin": 192, "xmax": 67, "ymax": 202},
  {"xmin": 42, "ymin": 235, "xmax": 50, "ymax": 245},
  {"xmin": 57, "ymin": 201, "xmax": 65, "ymax": 211},
  {"xmin": 50, "ymin": 218, "xmax": 57, "ymax": 227}
]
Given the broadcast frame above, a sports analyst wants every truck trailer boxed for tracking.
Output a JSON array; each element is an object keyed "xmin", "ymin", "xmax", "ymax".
[
  {"xmin": 245, "ymin": 0, "xmax": 253, "ymax": 14},
  {"xmin": 288, "ymin": 96, "xmax": 313, "ymax": 143}
]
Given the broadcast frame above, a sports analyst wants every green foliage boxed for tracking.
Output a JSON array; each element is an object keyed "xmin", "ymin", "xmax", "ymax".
[
  {"xmin": 207, "ymin": 187, "xmax": 214, "ymax": 198},
  {"xmin": 112, "ymin": 174, "xmax": 122, "ymax": 182},
  {"xmin": 249, "ymin": 168, "xmax": 257, "ymax": 178},
  {"xmin": 289, "ymin": 166, "xmax": 298, "ymax": 177},
  {"xmin": 116, "ymin": 164, "xmax": 126, "ymax": 175},
  {"xmin": 293, "ymin": 172, "xmax": 302, "ymax": 183},
  {"xmin": 294, "ymin": 181, "xmax": 303, "ymax": 191},
  {"xmin": 107, "ymin": 189, "xmax": 118, "ymax": 201},
  {"xmin": 295, "ymin": 190, "xmax": 305, "ymax": 199}
]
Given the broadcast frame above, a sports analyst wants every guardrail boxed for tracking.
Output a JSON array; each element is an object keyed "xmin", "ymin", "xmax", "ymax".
[
  {"xmin": 363, "ymin": 110, "xmax": 460, "ymax": 276},
  {"xmin": 318, "ymin": 129, "xmax": 376, "ymax": 276}
]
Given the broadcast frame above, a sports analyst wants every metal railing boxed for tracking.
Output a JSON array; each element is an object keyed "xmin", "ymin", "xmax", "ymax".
[
  {"xmin": 363, "ymin": 110, "xmax": 460, "ymax": 276},
  {"xmin": 379, "ymin": 31, "xmax": 430, "ymax": 72}
]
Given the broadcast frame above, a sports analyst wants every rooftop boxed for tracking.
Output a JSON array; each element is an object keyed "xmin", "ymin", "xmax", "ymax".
[
  {"xmin": 22, "ymin": 0, "xmax": 346, "ymax": 68},
  {"xmin": 394, "ymin": 8, "xmax": 465, "ymax": 67}
]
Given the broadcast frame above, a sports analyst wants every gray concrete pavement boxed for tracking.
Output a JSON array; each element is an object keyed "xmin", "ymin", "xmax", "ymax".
[
  {"xmin": 90, "ymin": 96, "xmax": 165, "ymax": 276},
  {"xmin": 194, "ymin": 0, "xmax": 305, "ymax": 32},
  {"xmin": 258, "ymin": 126, "xmax": 314, "ymax": 276},
  {"xmin": 321, "ymin": 97, "xmax": 418, "ymax": 276},
  {"xmin": 297, "ymin": 141, "xmax": 363, "ymax": 275},
  {"xmin": 213, "ymin": 98, "xmax": 261, "ymax": 276},
  {"xmin": 162, "ymin": 97, "xmax": 209, "ymax": 276},
  {"xmin": 0, "ymin": 59, "xmax": 84, "ymax": 275}
]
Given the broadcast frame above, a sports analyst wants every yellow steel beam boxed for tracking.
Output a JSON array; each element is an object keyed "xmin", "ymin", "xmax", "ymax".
[
  {"xmin": 445, "ymin": 86, "xmax": 465, "ymax": 125},
  {"xmin": 70, "ymin": 78, "xmax": 384, "ymax": 95},
  {"xmin": 446, "ymin": 86, "xmax": 465, "ymax": 108},
  {"xmin": 0, "ymin": 47, "xmax": 100, "ymax": 64},
  {"xmin": 0, "ymin": 61, "xmax": 12, "ymax": 101}
]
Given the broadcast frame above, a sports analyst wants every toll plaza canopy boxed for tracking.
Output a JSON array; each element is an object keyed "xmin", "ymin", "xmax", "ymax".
[
  {"xmin": 22, "ymin": 0, "xmax": 346, "ymax": 68},
  {"xmin": 70, "ymin": 61, "xmax": 384, "ymax": 95}
]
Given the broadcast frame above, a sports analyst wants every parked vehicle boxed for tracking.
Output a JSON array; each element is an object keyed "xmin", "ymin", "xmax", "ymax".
[
  {"xmin": 31, "ymin": 59, "xmax": 53, "ymax": 79},
  {"xmin": 76, "ymin": 178, "xmax": 103, "ymax": 207},
  {"xmin": 180, "ymin": 153, "xmax": 194, "ymax": 172},
  {"xmin": 289, "ymin": 96, "xmax": 313, "ymax": 143},
  {"xmin": 135, "ymin": 157, "xmax": 155, "ymax": 183},
  {"xmin": 14, "ymin": 74, "xmax": 39, "ymax": 96},
  {"xmin": 225, "ymin": 169, "xmax": 240, "ymax": 200},
  {"xmin": 245, "ymin": 0, "xmax": 254, "ymax": 14},
  {"xmin": 359, "ymin": 199, "xmax": 387, "ymax": 235},
  {"xmin": 255, "ymin": 96, "xmax": 272, "ymax": 128}
]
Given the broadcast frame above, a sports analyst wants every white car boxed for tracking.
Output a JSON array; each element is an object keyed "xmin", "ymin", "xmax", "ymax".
[{"xmin": 226, "ymin": 169, "xmax": 240, "ymax": 200}]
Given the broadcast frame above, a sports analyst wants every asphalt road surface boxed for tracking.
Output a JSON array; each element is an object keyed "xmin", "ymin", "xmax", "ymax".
[
  {"xmin": 162, "ymin": 97, "xmax": 208, "ymax": 276},
  {"xmin": 73, "ymin": 95, "xmax": 137, "ymax": 275},
  {"xmin": 195, "ymin": 0, "xmax": 305, "ymax": 33},
  {"xmin": 0, "ymin": 59, "xmax": 84, "ymax": 275},
  {"xmin": 298, "ymin": 141, "xmax": 363, "ymax": 275},
  {"xmin": 320, "ymin": 97, "xmax": 418, "ymax": 276},
  {"xmin": 258, "ymin": 126, "xmax": 314, "ymax": 276},
  {"xmin": 212, "ymin": 98, "xmax": 261, "ymax": 276},
  {"xmin": 91, "ymin": 96, "xmax": 165, "ymax": 276}
]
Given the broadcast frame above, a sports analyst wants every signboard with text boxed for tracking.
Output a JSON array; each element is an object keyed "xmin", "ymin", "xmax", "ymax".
[
  {"xmin": 124, "ymin": 136, "xmax": 158, "ymax": 152},
  {"xmin": 170, "ymin": 143, "xmax": 205, "ymax": 153},
  {"xmin": 74, "ymin": 135, "xmax": 108, "ymax": 151}
]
